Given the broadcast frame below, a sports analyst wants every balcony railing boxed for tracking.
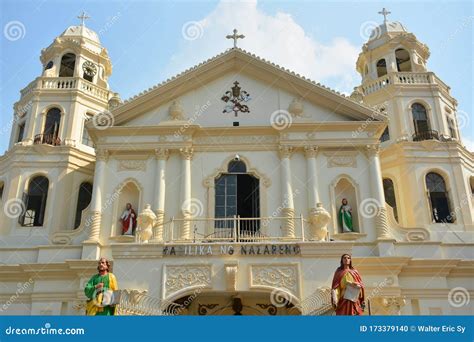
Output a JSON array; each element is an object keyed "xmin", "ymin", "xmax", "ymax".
[
  {"xmin": 359, "ymin": 72, "xmax": 451, "ymax": 96},
  {"xmin": 163, "ymin": 216, "xmax": 313, "ymax": 243},
  {"xmin": 412, "ymin": 130, "xmax": 440, "ymax": 142},
  {"xmin": 20, "ymin": 76, "xmax": 110, "ymax": 101},
  {"xmin": 34, "ymin": 133, "xmax": 61, "ymax": 146}
]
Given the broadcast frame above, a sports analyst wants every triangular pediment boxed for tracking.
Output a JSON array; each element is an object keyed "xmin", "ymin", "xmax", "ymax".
[{"xmin": 111, "ymin": 48, "xmax": 382, "ymax": 127}]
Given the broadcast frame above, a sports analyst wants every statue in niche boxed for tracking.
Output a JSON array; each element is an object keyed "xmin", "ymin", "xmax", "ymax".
[
  {"xmin": 120, "ymin": 203, "xmax": 137, "ymax": 235},
  {"xmin": 339, "ymin": 198, "xmax": 354, "ymax": 233}
]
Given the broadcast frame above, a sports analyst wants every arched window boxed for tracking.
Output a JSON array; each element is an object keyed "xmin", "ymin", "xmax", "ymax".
[
  {"xmin": 426, "ymin": 172, "xmax": 453, "ymax": 223},
  {"xmin": 395, "ymin": 48, "xmax": 411, "ymax": 72},
  {"xmin": 383, "ymin": 178, "xmax": 398, "ymax": 222},
  {"xmin": 59, "ymin": 53, "xmax": 76, "ymax": 77},
  {"xmin": 20, "ymin": 176, "xmax": 49, "ymax": 226},
  {"xmin": 376, "ymin": 59, "xmax": 387, "ymax": 77},
  {"xmin": 469, "ymin": 177, "xmax": 474, "ymax": 196},
  {"xmin": 42, "ymin": 108, "xmax": 61, "ymax": 145},
  {"xmin": 228, "ymin": 160, "xmax": 247, "ymax": 173},
  {"xmin": 412, "ymin": 103, "xmax": 430, "ymax": 137},
  {"xmin": 44, "ymin": 61, "xmax": 53, "ymax": 71},
  {"xmin": 74, "ymin": 182, "xmax": 93, "ymax": 228},
  {"xmin": 215, "ymin": 160, "xmax": 260, "ymax": 232}
]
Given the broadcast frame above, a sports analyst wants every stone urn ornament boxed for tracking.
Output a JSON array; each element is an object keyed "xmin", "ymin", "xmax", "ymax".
[
  {"xmin": 308, "ymin": 203, "xmax": 331, "ymax": 241},
  {"xmin": 136, "ymin": 204, "xmax": 156, "ymax": 243}
]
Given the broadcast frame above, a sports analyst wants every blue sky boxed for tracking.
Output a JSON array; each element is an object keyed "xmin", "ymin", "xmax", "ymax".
[{"xmin": 0, "ymin": 0, "xmax": 472, "ymax": 153}]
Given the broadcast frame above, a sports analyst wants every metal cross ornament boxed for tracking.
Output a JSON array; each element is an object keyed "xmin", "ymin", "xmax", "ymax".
[
  {"xmin": 77, "ymin": 11, "xmax": 90, "ymax": 26},
  {"xmin": 378, "ymin": 8, "xmax": 391, "ymax": 23},
  {"xmin": 221, "ymin": 81, "xmax": 251, "ymax": 117},
  {"xmin": 226, "ymin": 29, "xmax": 245, "ymax": 48}
]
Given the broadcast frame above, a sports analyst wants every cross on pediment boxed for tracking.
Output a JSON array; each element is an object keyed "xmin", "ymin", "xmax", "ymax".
[{"xmin": 226, "ymin": 29, "xmax": 245, "ymax": 48}]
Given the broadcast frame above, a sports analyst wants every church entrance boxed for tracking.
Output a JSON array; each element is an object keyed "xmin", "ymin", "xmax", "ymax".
[
  {"xmin": 214, "ymin": 160, "xmax": 260, "ymax": 235},
  {"xmin": 165, "ymin": 292, "xmax": 301, "ymax": 316}
]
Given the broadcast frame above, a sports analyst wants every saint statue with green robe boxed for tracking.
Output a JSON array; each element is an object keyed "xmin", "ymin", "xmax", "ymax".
[
  {"xmin": 84, "ymin": 257, "xmax": 118, "ymax": 315},
  {"xmin": 339, "ymin": 198, "xmax": 354, "ymax": 232}
]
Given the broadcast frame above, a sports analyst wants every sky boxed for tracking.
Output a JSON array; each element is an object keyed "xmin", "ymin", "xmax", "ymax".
[{"xmin": 0, "ymin": 0, "xmax": 472, "ymax": 154}]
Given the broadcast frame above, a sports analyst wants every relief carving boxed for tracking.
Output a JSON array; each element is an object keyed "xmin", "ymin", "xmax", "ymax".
[
  {"xmin": 250, "ymin": 265, "xmax": 299, "ymax": 297},
  {"xmin": 164, "ymin": 265, "xmax": 212, "ymax": 299}
]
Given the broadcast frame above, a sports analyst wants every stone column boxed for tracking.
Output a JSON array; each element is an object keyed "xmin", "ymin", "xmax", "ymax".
[
  {"xmin": 279, "ymin": 145, "xmax": 295, "ymax": 239},
  {"xmin": 179, "ymin": 147, "xmax": 193, "ymax": 240},
  {"xmin": 152, "ymin": 148, "xmax": 169, "ymax": 241},
  {"xmin": 366, "ymin": 144, "xmax": 391, "ymax": 239},
  {"xmin": 24, "ymin": 97, "xmax": 40, "ymax": 145},
  {"xmin": 304, "ymin": 146, "xmax": 320, "ymax": 209},
  {"xmin": 86, "ymin": 149, "xmax": 108, "ymax": 242},
  {"xmin": 304, "ymin": 146, "xmax": 331, "ymax": 240}
]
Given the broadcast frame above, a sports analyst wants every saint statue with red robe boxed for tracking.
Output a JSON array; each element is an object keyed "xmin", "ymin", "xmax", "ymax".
[
  {"xmin": 331, "ymin": 253, "xmax": 365, "ymax": 315},
  {"xmin": 120, "ymin": 203, "xmax": 137, "ymax": 235}
]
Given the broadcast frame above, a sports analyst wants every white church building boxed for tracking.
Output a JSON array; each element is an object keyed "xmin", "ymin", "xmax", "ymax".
[{"xmin": 0, "ymin": 10, "xmax": 473, "ymax": 315}]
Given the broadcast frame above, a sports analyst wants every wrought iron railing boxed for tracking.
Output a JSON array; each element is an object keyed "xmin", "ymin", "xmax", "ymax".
[
  {"xmin": 163, "ymin": 216, "xmax": 310, "ymax": 243},
  {"xmin": 412, "ymin": 130, "xmax": 440, "ymax": 142},
  {"xmin": 34, "ymin": 133, "xmax": 61, "ymax": 146}
]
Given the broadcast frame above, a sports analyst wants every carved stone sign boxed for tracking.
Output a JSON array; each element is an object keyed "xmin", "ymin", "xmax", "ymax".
[{"xmin": 162, "ymin": 244, "xmax": 301, "ymax": 257}]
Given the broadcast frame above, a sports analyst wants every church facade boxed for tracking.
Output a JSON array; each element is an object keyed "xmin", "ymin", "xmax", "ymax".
[{"xmin": 0, "ymin": 12, "xmax": 473, "ymax": 316}]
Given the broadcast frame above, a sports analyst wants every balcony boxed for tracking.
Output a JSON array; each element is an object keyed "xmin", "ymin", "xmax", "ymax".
[
  {"xmin": 34, "ymin": 133, "xmax": 61, "ymax": 146},
  {"xmin": 162, "ymin": 216, "xmax": 314, "ymax": 243},
  {"xmin": 20, "ymin": 76, "xmax": 110, "ymax": 101},
  {"xmin": 359, "ymin": 72, "xmax": 451, "ymax": 96},
  {"xmin": 412, "ymin": 130, "xmax": 440, "ymax": 142}
]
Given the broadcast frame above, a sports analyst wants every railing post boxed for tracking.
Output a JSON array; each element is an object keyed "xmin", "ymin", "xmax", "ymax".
[
  {"xmin": 300, "ymin": 214, "xmax": 305, "ymax": 241},
  {"xmin": 170, "ymin": 216, "xmax": 175, "ymax": 242},
  {"xmin": 233, "ymin": 215, "xmax": 237, "ymax": 243}
]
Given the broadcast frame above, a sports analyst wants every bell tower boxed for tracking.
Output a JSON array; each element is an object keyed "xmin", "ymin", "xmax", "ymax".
[
  {"xmin": 353, "ymin": 8, "xmax": 460, "ymax": 144},
  {"xmin": 352, "ymin": 9, "xmax": 474, "ymax": 232},
  {"xmin": 9, "ymin": 12, "xmax": 120, "ymax": 151}
]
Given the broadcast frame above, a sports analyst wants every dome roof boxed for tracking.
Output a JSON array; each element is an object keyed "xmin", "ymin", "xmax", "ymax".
[
  {"xmin": 369, "ymin": 21, "xmax": 408, "ymax": 41},
  {"xmin": 60, "ymin": 25, "xmax": 100, "ymax": 44}
]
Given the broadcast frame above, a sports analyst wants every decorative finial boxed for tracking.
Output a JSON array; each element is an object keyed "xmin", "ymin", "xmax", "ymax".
[
  {"xmin": 226, "ymin": 29, "xmax": 245, "ymax": 48},
  {"xmin": 77, "ymin": 11, "xmax": 90, "ymax": 27},
  {"xmin": 378, "ymin": 8, "xmax": 391, "ymax": 23}
]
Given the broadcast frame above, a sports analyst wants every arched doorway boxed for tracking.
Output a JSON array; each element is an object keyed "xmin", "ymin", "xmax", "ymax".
[{"xmin": 214, "ymin": 160, "xmax": 260, "ymax": 236}]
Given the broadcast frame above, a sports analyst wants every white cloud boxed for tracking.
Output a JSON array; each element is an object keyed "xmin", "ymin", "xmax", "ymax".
[{"xmin": 164, "ymin": 0, "xmax": 360, "ymax": 93}]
